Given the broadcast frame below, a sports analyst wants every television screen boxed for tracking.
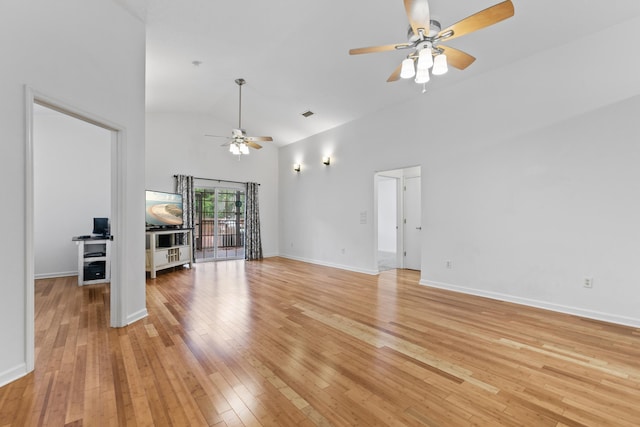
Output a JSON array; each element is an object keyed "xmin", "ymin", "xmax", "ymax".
[
  {"xmin": 145, "ymin": 190, "xmax": 184, "ymax": 228},
  {"xmin": 93, "ymin": 217, "xmax": 110, "ymax": 236}
]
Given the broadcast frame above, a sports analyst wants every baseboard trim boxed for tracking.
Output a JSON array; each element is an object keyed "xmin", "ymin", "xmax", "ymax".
[
  {"xmin": 0, "ymin": 363, "xmax": 28, "ymax": 388},
  {"xmin": 126, "ymin": 308, "xmax": 148, "ymax": 325},
  {"xmin": 34, "ymin": 271, "xmax": 77, "ymax": 279},
  {"xmin": 279, "ymin": 255, "xmax": 378, "ymax": 276},
  {"xmin": 421, "ymin": 279, "xmax": 640, "ymax": 328}
]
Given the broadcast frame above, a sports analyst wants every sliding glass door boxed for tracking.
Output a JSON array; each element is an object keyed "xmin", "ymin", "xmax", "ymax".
[{"xmin": 194, "ymin": 187, "xmax": 245, "ymax": 261}]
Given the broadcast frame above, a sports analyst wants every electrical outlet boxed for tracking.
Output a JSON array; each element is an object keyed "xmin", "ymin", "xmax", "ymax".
[
  {"xmin": 583, "ymin": 277, "xmax": 593, "ymax": 288},
  {"xmin": 446, "ymin": 260, "xmax": 452, "ymax": 269}
]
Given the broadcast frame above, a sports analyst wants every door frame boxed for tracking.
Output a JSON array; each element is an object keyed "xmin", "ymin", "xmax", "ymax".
[
  {"xmin": 25, "ymin": 86, "xmax": 127, "ymax": 372},
  {"xmin": 193, "ymin": 183, "xmax": 246, "ymax": 262},
  {"xmin": 374, "ymin": 166, "xmax": 422, "ymax": 272}
]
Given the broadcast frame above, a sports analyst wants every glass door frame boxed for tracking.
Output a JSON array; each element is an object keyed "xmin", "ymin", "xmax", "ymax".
[{"xmin": 194, "ymin": 183, "xmax": 246, "ymax": 262}]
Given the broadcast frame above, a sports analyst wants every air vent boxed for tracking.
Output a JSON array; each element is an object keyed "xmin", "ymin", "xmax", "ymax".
[{"xmin": 301, "ymin": 110, "xmax": 314, "ymax": 118}]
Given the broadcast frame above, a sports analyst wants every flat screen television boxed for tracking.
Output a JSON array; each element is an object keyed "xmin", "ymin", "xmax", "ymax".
[
  {"xmin": 93, "ymin": 217, "xmax": 110, "ymax": 236},
  {"xmin": 145, "ymin": 190, "xmax": 184, "ymax": 229}
]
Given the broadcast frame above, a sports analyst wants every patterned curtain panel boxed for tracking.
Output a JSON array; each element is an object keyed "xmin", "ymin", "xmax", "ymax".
[
  {"xmin": 175, "ymin": 174, "xmax": 195, "ymax": 258},
  {"xmin": 245, "ymin": 182, "xmax": 263, "ymax": 260}
]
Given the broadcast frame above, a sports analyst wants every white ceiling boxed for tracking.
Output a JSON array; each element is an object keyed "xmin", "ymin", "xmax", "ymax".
[{"xmin": 118, "ymin": 0, "xmax": 640, "ymax": 146}]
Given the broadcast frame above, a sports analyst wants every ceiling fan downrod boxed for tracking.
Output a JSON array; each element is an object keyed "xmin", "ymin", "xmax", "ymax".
[{"xmin": 235, "ymin": 78, "xmax": 245, "ymax": 130}]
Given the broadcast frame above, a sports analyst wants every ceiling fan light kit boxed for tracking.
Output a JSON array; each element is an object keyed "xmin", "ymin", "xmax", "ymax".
[
  {"xmin": 348, "ymin": 0, "xmax": 514, "ymax": 91},
  {"xmin": 205, "ymin": 78, "xmax": 273, "ymax": 158},
  {"xmin": 400, "ymin": 58, "xmax": 416, "ymax": 79},
  {"xmin": 432, "ymin": 53, "xmax": 448, "ymax": 75}
]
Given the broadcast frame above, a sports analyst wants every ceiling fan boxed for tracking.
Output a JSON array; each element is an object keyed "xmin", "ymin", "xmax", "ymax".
[
  {"xmin": 205, "ymin": 78, "xmax": 272, "ymax": 156},
  {"xmin": 349, "ymin": 0, "xmax": 514, "ymax": 88}
]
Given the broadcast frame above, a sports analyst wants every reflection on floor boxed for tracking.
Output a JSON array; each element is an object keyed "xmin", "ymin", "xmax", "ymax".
[
  {"xmin": 378, "ymin": 250, "xmax": 397, "ymax": 271},
  {"xmin": 195, "ymin": 246, "xmax": 245, "ymax": 261}
]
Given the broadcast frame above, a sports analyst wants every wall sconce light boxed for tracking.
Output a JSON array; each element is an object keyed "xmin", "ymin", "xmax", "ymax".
[
  {"xmin": 322, "ymin": 156, "xmax": 331, "ymax": 166},
  {"xmin": 293, "ymin": 163, "xmax": 301, "ymax": 172}
]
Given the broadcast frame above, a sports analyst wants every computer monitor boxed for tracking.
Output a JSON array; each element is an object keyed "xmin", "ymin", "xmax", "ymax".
[{"xmin": 93, "ymin": 217, "xmax": 110, "ymax": 236}]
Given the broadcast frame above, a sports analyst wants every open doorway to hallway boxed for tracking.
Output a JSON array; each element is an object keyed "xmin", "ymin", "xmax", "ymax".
[{"xmin": 375, "ymin": 166, "xmax": 421, "ymax": 271}]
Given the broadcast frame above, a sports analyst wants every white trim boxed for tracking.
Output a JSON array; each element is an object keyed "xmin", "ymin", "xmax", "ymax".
[
  {"xmin": 0, "ymin": 363, "xmax": 28, "ymax": 388},
  {"xmin": 110, "ymin": 127, "xmax": 127, "ymax": 327},
  {"xmin": 25, "ymin": 87, "xmax": 131, "ymax": 380},
  {"xmin": 280, "ymin": 254, "xmax": 379, "ymax": 276},
  {"xmin": 421, "ymin": 279, "xmax": 640, "ymax": 328},
  {"xmin": 126, "ymin": 308, "xmax": 149, "ymax": 325},
  {"xmin": 34, "ymin": 271, "xmax": 77, "ymax": 280},
  {"xmin": 24, "ymin": 88, "xmax": 35, "ymax": 374}
]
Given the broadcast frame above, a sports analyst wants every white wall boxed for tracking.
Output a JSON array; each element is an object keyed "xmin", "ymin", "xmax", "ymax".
[
  {"xmin": 34, "ymin": 109, "xmax": 111, "ymax": 278},
  {"xmin": 146, "ymin": 112, "xmax": 279, "ymax": 257},
  {"xmin": 0, "ymin": 0, "xmax": 146, "ymax": 386},
  {"xmin": 279, "ymin": 17, "xmax": 640, "ymax": 326}
]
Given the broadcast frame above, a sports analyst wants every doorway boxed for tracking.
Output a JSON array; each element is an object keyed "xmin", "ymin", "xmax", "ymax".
[
  {"xmin": 194, "ymin": 186, "xmax": 246, "ymax": 261},
  {"xmin": 26, "ymin": 89, "xmax": 126, "ymax": 372},
  {"xmin": 33, "ymin": 104, "xmax": 111, "ymax": 279},
  {"xmin": 375, "ymin": 166, "xmax": 422, "ymax": 271}
]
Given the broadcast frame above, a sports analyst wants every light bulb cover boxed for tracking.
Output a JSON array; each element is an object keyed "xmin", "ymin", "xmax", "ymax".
[
  {"xmin": 416, "ymin": 47, "xmax": 433, "ymax": 71},
  {"xmin": 400, "ymin": 58, "xmax": 416, "ymax": 79},
  {"xmin": 415, "ymin": 68, "xmax": 430, "ymax": 84},
  {"xmin": 240, "ymin": 143, "xmax": 250, "ymax": 155},
  {"xmin": 432, "ymin": 54, "xmax": 448, "ymax": 75},
  {"xmin": 230, "ymin": 144, "xmax": 240, "ymax": 155}
]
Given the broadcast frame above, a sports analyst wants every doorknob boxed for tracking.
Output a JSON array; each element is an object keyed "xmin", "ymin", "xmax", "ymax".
[{"xmin": 416, "ymin": 227, "xmax": 422, "ymax": 230}]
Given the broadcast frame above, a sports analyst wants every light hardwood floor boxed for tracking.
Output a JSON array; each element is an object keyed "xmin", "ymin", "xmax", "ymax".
[{"xmin": 1, "ymin": 257, "xmax": 639, "ymax": 426}]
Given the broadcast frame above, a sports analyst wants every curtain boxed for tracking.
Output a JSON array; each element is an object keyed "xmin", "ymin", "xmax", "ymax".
[
  {"xmin": 175, "ymin": 174, "xmax": 195, "ymax": 259},
  {"xmin": 245, "ymin": 182, "xmax": 263, "ymax": 260}
]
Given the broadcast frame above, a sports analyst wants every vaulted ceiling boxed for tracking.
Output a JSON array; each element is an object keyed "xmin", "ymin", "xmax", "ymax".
[{"xmin": 118, "ymin": 0, "xmax": 640, "ymax": 146}]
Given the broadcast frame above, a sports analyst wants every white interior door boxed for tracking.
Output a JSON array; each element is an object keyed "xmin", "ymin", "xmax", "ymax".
[
  {"xmin": 377, "ymin": 176, "xmax": 398, "ymax": 270},
  {"xmin": 404, "ymin": 176, "xmax": 421, "ymax": 270}
]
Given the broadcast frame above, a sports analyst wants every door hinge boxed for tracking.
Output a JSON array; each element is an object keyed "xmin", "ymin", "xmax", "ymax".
[
  {"xmin": 403, "ymin": 251, "xmax": 406, "ymax": 256},
  {"xmin": 403, "ymin": 218, "xmax": 407, "ymax": 224}
]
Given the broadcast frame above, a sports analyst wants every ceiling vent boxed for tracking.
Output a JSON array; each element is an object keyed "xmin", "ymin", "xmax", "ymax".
[{"xmin": 301, "ymin": 110, "xmax": 314, "ymax": 118}]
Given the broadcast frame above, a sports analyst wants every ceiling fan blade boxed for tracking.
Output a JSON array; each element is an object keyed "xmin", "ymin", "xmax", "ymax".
[
  {"xmin": 349, "ymin": 43, "xmax": 410, "ymax": 55},
  {"xmin": 437, "ymin": 45, "xmax": 476, "ymax": 70},
  {"xmin": 205, "ymin": 134, "xmax": 229, "ymax": 138},
  {"xmin": 386, "ymin": 62, "xmax": 403, "ymax": 82},
  {"xmin": 246, "ymin": 136, "xmax": 272, "ymax": 142},
  {"xmin": 437, "ymin": 0, "xmax": 514, "ymax": 42},
  {"xmin": 246, "ymin": 141, "xmax": 263, "ymax": 150},
  {"xmin": 404, "ymin": 0, "xmax": 430, "ymax": 38}
]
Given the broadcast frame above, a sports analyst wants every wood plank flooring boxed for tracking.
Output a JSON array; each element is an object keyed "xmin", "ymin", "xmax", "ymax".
[{"xmin": 1, "ymin": 257, "xmax": 639, "ymax": 426}]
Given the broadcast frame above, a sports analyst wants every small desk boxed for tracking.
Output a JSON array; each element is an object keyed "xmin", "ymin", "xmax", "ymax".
[{"xmin": 72, "ymin": 236, "xmax": 111, "ymax": 286}]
